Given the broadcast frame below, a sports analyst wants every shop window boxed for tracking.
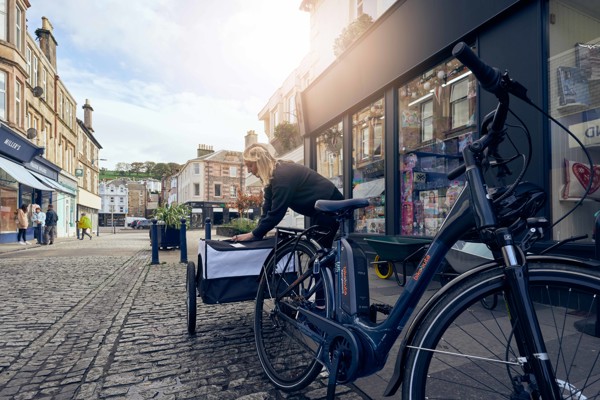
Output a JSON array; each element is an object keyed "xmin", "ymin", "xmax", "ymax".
[
  {"xmin": 352, "ymin": 98, "xmax": 385, "ymax": 234},
  {"xmin": 315, "ymin": 121, "xmax": 344, "ymax": 194},
  {"xmin": 548, "ymin": 0, "xmax": 600, "ymax": 242},
  {"xmin": 398, "ymin": 55, "xmax": 476, "ymax": 237},
  {"xmin": 0, "ymin": 183, "xmax": 17, "ymax": 233}
]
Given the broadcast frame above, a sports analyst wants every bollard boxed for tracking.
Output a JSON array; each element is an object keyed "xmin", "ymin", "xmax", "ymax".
[
  {"xmin": 205, "ymin": 218, "xmax": 211, "ymax": 240},
  {"xmin": 180, "ymin": 218, "xmax": 188, "ymax": 263},
  {"xmin": 151, "ymin": 219, "xmax": 159, "ymax": 265}
]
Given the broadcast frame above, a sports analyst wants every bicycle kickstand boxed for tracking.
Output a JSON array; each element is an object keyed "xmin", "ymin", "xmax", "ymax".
[{"xmin": 327, "ymin": 349, "xmax": 342, "ymax": 400}]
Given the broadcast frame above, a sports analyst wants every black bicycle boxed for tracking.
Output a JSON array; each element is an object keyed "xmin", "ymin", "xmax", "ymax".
[{"xmin": 254, "ymin": 42, "xmax": 600, "ymax": 399}]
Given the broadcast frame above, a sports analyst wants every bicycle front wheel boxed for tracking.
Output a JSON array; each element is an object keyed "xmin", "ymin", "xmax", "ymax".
[
  {"xmin": 403, "ymin": 261, "xmax": 600, "ymax": 399},
  {"xmin": 254, "ymin": 239, "xmax": 331, "ymax": 392}
]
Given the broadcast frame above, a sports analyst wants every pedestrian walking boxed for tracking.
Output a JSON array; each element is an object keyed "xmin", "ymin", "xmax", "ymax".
[
  {"xmin": 32, "ymin": 205, "xmax": 46, "ymax": 244},
  {"xmin": 78, "ymin": 213, "xmax": 93, "ymax": 240},
  {"xmin": 16, "ymin": 204, "xmax": 30, "ymax": 245},
  {"xmin": 44, "ymin": 204, "xmax": 58, "ymax": 245}
]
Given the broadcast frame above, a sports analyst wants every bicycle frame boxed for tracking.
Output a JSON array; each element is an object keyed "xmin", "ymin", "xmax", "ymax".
[{"xmin": 294, "ymin": 109, "xmax": 562, "ymax": 398}]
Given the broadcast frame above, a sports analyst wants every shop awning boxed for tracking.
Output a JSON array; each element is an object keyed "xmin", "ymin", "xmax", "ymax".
[
  {"xmin": 352, "ymin": 178, "xmax": 385, "ymax": 199},
  {"xmin": 0, "ymin": 156, "xmax": 54, "ymax": 191},
  {"xmin": 29, "ymin": 171, "xmax": 77, "ymax": 196}
]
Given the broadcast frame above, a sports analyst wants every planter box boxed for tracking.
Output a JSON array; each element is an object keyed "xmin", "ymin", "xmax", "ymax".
[
  {"xmin": 215, "ymin": 226, "xmax": 247, "ymax": 237},
  {"xmin": 151, "ymin": 225, "xmax": 181, "ymax": 249}
]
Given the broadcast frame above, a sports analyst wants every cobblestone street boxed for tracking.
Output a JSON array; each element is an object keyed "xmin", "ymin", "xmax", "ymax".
[{"xmin": 0, "ymin": 230, "xmax": 366, "ymax": 400}]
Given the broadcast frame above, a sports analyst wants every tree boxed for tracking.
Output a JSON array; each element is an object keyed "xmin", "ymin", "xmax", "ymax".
[
  {"xmin": 273, "ymin": 121, "xmax": 301, "ymax": 153},
  {"xmin": 228, "ymin": 189, "xmax": 263, "ymax": 220},
  {"xmin": 130, "ymin": 162, "xmax": 144, "ymax": 174},
  {"xmin": 144, "ymin": 161, "xmax": 156, "ymax": 174},
  {"xmin": 115, "ymin": 162, "xmax": 131, "ymax": 173}
]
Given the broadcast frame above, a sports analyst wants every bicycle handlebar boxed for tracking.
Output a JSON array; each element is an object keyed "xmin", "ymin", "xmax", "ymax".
[{"xmin": 452, "ymin": 42, "xmax": 504, "ymax": 97}]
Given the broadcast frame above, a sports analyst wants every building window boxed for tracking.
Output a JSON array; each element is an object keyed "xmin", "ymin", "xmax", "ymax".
[
  {"xmin": 214, "ymin": 183, "xmax": 221, "ymax": 197},
  {"xmin": 421, "ymin": 99, "xmax": 434, "ymax": 142},
  {"xmin": 110, "ymin": 196, "xmax": 114, "ymax": 203},
  {"xmin": 32, "ymin": 56, "xmax": 38, "ymax": 88},
  {"xmin": 193, "ymin": 163, "xmax": 199, "ymax": 174},
  {"xmin": 230, "ymin": 185, "xmax": 237, "ymax": 197},
  {"xmin": 548, "ymin": 0, "xmax": 600, "ymax": 242},
  {"xmin": 119, "ymin": 197, "xmax": 124, "ymax": 203},
  {"xmin": 0, "ymin": 71, "xmax": 6, "ymax": 121},
  {"xmin": 15, "ymin": 80, "xmax": 21, "ymax": 126},
  {"xmin": 194, "ymin": 183, "xmax": 200, "ymax": 196},
  {"xmin": 0, "ymin": 1, "xmax": 6, "ymax": 41},
  {"xmin": 450, "ymin": 77, "xmax": 473, "ymax": 129},
  {"xmin": 42, "ymin": 68, "xmax": 47, "ymax": 99},
  {"xmin": 287, "ymin": 94, "xmax": 296, "ymax": 123},
  {"xmin": 15, "ymin": 5, "xmax": 22, "ymax": 51},
  {"xmin": 26, "ymin": 47, "xmax": 31, "ymax": 85},
  {"xmin": 230, "ymin": 166, "xmax": 237, "ymax": 177},
  {"xmin": 352, "ymin": 98, "xmax": 385, "ymax": 234}
]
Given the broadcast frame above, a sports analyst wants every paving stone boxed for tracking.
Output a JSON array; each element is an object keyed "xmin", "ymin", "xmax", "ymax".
[{"xmin": 0, "ymin": 231, "xmax": 369, "ymax": 400}]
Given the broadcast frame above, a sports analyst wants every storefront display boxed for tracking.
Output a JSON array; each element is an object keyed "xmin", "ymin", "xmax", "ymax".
[
  {"xmin": 315, "ymin": 121, "xmax": 344, "ymax": 193},
  {"xmin": 548, "ymin": 0, "xmax": 600, "ymax": 242},
  {"xmin": 351, "ymin": 99, "xmax": 385, "ymax": 233},
  {"xmin": 398, "ymin": 56, "xmax": 477, "ymax": 237}
]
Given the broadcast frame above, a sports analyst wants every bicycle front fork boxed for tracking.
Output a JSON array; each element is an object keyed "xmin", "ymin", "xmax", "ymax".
[{"xmin": 497, "ymin": 229, "xmax": 562, "ymax": 399}]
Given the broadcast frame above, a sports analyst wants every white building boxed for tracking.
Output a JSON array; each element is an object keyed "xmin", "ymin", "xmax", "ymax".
[{"xmin": 99, "ymin": 179, "xmax": 129, "ymax": 226}]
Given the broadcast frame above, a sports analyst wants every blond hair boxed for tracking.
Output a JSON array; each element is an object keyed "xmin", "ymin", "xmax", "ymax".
[{"xmin": 243, "ymin": 143, "xmax": 277, "ymax": 184}]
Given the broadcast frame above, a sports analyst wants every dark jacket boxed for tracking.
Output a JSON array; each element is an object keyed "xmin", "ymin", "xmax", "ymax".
[
  {"xmin": 45, "ymin": 209, "xmax": 58, "ymax": 226},
  {"xmin": 252, "ymin": 161, "xmax": 343, "ymax": 239}
]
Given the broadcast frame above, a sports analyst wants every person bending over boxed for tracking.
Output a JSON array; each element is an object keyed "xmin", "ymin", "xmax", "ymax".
[{"xmin": 232, "ymin": 143, "xmax": 343, "ymax": 248}]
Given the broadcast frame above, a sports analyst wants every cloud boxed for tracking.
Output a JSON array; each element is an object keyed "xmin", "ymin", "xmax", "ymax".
[{"xmin": 26, "ymin": 0, "xmax": 308, "ymax": 169}]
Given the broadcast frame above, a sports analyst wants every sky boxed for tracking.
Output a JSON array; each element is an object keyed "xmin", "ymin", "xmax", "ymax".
[{"xmin": 26, "ymin": 1, "xmax": 310, "ymax": 170}]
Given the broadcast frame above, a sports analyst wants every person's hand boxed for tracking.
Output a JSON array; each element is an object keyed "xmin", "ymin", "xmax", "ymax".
[{"xmin": 231, "ymin": 232, "xmax": 254, "ymax": 242}]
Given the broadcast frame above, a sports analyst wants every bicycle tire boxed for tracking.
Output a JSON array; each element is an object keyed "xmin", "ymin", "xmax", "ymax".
[
  {"xmin": 403, "ymin": 261, "xmax": 600, "ymax": 399},
  {"xmin": 254, "ymin": 238, "xmax": 330, "ymax": 392}
]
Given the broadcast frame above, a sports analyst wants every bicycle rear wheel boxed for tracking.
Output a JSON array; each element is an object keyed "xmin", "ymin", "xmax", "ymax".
[
  {"xmin": 403, "ymin": 261, "xmax": 600, "ymax": 399},
  {"xmin": 254, "ymin": 238, "xmax": 331, "ymax": 392}
]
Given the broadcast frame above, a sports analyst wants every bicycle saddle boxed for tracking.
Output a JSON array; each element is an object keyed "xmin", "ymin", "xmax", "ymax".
[{"xmin": 315, "ymin": 198, "xmax": 369, "ymax": 215}]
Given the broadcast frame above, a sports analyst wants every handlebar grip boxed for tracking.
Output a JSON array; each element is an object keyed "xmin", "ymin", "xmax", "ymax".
[
  {"xmin": 452, "ymin": 42, "xmax": 502, "ymax": 95},
  {"xmin": 447, "ymin": 164, "xmax": 466, "ymax": 180}
]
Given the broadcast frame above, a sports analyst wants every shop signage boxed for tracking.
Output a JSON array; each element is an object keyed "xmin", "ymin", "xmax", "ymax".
[
  {"xmin": 569, "ymin": 118, "xmax": 600, "ymax": 148},
  {"xmin": 0, "ymin": 124, "xmax": 44, "ymax": 162}
]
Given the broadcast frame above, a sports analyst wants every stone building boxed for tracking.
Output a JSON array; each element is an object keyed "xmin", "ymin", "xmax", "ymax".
[
  {"xmin": 0, "ymin": 6, "xmax": 102, "ymax": 242},
  {"xmin": 176, "ymin": 144, "xmax": 246, "ymax": 228}
]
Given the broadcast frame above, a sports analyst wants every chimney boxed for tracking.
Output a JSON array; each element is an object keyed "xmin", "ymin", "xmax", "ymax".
[
  {"xmin": 83, "ymin": 99, "xmax": 94, "ymax": 132},
  {"xmin": 245, "ymin": 130, "xmax": 258, "ymax": 148},
  {"xmin": 197, "ymin": 144, "xmax": 214, "ymax": 158},
  {"xmin": 35, "ymin": 17, "xmax": 58, "ymax": 69}
]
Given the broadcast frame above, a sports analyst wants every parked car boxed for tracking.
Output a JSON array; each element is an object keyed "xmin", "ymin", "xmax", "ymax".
[
  {"xmin": 130, "ymin": 220, "xmax": 140, "ymax": 229},
  {"xmin": 136, "ymin": 219, "xmax": 153, "ymax": 229}
]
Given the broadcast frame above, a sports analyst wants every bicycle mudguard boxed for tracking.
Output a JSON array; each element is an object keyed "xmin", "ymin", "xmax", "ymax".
[{"xmin": 382, "ymin": 254, "xmax": 600, "ymax": 397}]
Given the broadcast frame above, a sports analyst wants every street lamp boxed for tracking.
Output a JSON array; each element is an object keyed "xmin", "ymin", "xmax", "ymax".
[{"xmin": 92, "ymin": 158, "xmax": 107, "ymax": 166}]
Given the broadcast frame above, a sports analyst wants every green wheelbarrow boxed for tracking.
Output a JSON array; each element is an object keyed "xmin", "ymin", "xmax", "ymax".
[{"xmin": 365, "ymin": 236, "xmax": 432, "ymax": 286}]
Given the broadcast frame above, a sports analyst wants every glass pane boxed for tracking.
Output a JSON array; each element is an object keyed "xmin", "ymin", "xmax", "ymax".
[
  {"xmin": 352, "ymin": 98, "xmax": 385, "ymax": 234},
  {"xmin": 548, "ymin": 0, "xmax": 600, "ymax": 242},
  {"xmin": 315, "ymin": 120, "xmax": 344, "ymax": 194},
  {"xmin": 398, "ymin": 56, "xmax": 476, "ymax": 237}
]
